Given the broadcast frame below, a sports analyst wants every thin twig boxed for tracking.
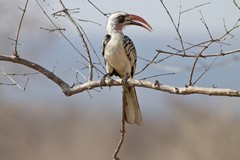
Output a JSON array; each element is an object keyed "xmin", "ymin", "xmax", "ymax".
[
  {"xmin": 87, "ymin": 0, "xmax": 109, "ymax": 17},
  {"xmin": 135, "ymin": 52, "xmax": 161, "ymax": 75},
  {"xmin": 177, "ymin": 0, "xmax": 182, "ymax": 31},
  {"xmin": 40, "ymin": 27, "xmax": 66, "ymax": 32},
  {"xmin": 188, "ymin": 40, "xmax": 213, "ymax": 86},
  {"xmin": 113, "ymin": 87, "xmax": 126, "ymax": 160},
  {"xmin": 0, "ymin": 70, "xmax": 25, "ymax": 90},
  {"xmin": 37, "ymin": 0, "xmax": 87, "ymax": 66},
  {"xmin": 199, "ymin": 11, "xmax": 213, "ymax": 40},
  {"xmin": 160, "ymin": 0, "xmax": 186, "ymax": 55},
  {"xmin": 0, "ymin": 82, "xmax": 17, "ymax": 86},
  {"xmin": 233, "ymin": 0, "xmax": 240, "ymax": 10},
  {"xmin": 139, "ymin": 73, "xmax": 175, "ymax": 80},
  {"xmin": 74, "ymin": 21, "xmax": 106, "ymax": 73},
  {"xmin": 37, "ymin": 0, "xmax": 107, "ymax": 78},
  {"xmin": 156, "ymin": 49, "xmax": 240, "ymax": 58},
  {"xmin": 181, "ymin": 2, "xmax": 210, "ymax": 14},
  {"xmin": 193, "ymin": 51, "xmax": 221, "ymax": 85},
  {"xmin": 77, "ymin": 18, "xmax": 101, "ymax": 26},
  {"xmin": 14, "ymin": 0, "xmax": 29, "ymax": 57},
  {"xmin": 57, "ymin": 0, "xmax": 93, "ymax": 81},
  {"xmin": 188, "ymin": 20, "xmax": 239, "ymax": 86},
  {"xmin": 0, "ymin": 54, "xmax": 70, "ymax": 92},
  {"xmin": 6, "ymin": 72, "xmax": 38, "ymax": 76}
]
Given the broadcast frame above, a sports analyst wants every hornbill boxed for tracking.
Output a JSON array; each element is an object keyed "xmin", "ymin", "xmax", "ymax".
[{"xmin": 102, "ymin": 11, "xmax": 152, "ymax": 125}]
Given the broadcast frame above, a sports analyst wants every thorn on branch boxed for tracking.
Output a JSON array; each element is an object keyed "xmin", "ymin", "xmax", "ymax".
[
  {"xmin": 154, "ymin": 80, "xmax": 160, "ymax": 87},
  {"xmin": 213, "ymin": 85, "xmax": 217, "ymax": 88},
  {"xmin": 175, "ymin": 87, "xmax": 179, "ymax": 93}
]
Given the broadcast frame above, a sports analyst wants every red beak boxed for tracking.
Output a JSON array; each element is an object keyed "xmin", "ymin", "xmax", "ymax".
[{"xmin": 128, "ymin": 14, "xmax": 152, "ymax": 32}]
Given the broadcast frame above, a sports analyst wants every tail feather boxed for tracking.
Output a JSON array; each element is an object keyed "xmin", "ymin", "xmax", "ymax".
[{"xmin": 122, "ymin": 86, "xmax": 142, "ymax": 126}]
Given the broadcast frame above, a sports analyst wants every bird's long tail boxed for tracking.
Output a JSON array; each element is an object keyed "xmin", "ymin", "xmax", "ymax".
[{"xmin": 122, "ymin": 86, "xmax": 142, "ymax": 126}]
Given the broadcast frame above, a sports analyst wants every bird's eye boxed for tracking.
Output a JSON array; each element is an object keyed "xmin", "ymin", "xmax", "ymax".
[{"xmin": 118, "ymin": 15, "xmax": 125, "ymax": 23}]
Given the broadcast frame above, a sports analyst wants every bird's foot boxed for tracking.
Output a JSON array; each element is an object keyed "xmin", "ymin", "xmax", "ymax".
[
  {"xmin": 122, "ymin": 73, "xmax": 130, "ymax": 85},
  {"xmin": 100, "ymin": 73, "xmax": 110, "ymax": 86}
]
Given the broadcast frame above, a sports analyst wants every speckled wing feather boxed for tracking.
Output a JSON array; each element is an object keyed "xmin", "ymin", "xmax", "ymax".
[{"xmin": 123, "ymin": 35, "xmax": 137, "ymax": 77}]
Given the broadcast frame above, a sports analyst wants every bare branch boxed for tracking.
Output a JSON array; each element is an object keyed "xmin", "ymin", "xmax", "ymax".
[
  {"xmin": 56, "ymin": 0, "xmax": 93, "ymax": 81},
  {"xmin": 77, "ymin": 18, "xmax": 101, "ymax": 26},
  {"xmin": 37, "ymin": 0, "xmax": 94, "ymax": 75},
  {"xmin": 192, "ymin": 52, "xmax": 220, "ymax": 85},
  {"xmin": 160, "ymin": 0, "xmax": 186, "ymax": 55},
  {"xmin": 0, "ymin": 70, "xmax": 26, "ymax": 90},
  {"xmin": 5, "ymin": 72, "xmax": 38, "ymax": 76},
  {"xmin": 188, "ymin": 40, "xmax": 212, "ymax": 86},
  {"xmin": 135, "ymin": 52, "xmax": 161, "ymax": 75},
  {"xmin": 199, "ymin": 11, "xmax": 213, "ymax": 40},
  {"xmin": 233, "ymin": 0, "xmax": 240, "ymax": 10},
  {"xmin": 13, "ymin": 0, "xmax": 29, "ymax": 57},
  {"xmin": 181, "ymin": 2, "xmax": 210, "ymax": 14},
  {"xmin": 113, "ymin": 88, "xmax": 126, "ymax": 160},
  {"xmin": 1, "ymin": 54, "xmax": 240, "ymax": 97},
  {"xmin": 87, "ymin": 0, "xmax": 110, "ymax": 17},
  {"xmin": 0, "ymin": 55, "xmax": 70, "ymax": 92},
  {"xmin": 188, "ymin": 20, "xmax": 239, "ymax": 86},
  {"xmin": 40, "ymin": 27, "xmax": 66, "ymax": 32},
  {"xmin": 139, "ymin": 73, "xmax": 175, "ymax": 80},
  {"xmin": 157, "ymin": 49, "xmax": 240, "ymax": 58},
  {"xmin": 70, "ymin": 79, "xmax": 240, "ymax": 97}
]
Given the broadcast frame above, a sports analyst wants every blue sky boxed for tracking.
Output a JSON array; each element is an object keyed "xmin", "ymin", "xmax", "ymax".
[{"xmin": 0, "ymin": 0, "xmax": 240, "ymax": 115}]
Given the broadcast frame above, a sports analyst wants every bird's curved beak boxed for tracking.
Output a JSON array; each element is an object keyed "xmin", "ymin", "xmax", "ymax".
[{"xmin": 127, "ymin": 14, "xmax": 152, "ymax": 32}]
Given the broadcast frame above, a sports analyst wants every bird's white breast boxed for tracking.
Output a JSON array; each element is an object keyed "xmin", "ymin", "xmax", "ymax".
[{"xmin": 104, "ymin": 33, "xmax": 131, "ymax": 78}]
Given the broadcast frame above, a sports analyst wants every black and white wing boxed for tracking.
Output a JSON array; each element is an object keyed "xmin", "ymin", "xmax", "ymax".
[{"xmin": 123, "ymin": 35, "xmax": 137, "ymax": 77}]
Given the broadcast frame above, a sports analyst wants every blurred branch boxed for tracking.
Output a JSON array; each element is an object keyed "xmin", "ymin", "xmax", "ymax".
[
  {"xmin": 233, "ymin": 0, "xmax": 240, "ymax": 10},
  {"xmin": 0, "ymin": 70, "xmax": 29, "ymax": 90}
]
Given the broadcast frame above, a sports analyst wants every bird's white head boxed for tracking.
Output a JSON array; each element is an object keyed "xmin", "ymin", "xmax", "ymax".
[{"xmin": 106, "ymin": 11, "xmax": 152, "ymax": 34}]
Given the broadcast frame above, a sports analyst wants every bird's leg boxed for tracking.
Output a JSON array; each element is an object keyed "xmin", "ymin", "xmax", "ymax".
[
  {"xmin": 101, "ymin": 73, "xmax": 110, "ymax": 86},
  {"xmin": 122, "ymin": 73, "xmax": 130, "ymax": 85}
]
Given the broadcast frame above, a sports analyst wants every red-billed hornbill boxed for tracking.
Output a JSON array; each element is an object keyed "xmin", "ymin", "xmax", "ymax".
[{"xmin": 102, "ymin": 11, "xmax": 152, "ymax": 125}]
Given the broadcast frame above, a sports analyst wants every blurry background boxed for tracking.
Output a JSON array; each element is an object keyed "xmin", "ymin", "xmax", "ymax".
[{"xmin": 0, "ymin": 0, "xmax": 240, "ymax": 159}]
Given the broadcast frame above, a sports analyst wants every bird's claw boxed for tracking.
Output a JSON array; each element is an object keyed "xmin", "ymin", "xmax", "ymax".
[
  {"xmin": 101, "ymin": 73, "xmax": 110, "ymax": 86},
  {"xmin": 122, "ymin": 73, "xmax": 130, "ymax": 85}
]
